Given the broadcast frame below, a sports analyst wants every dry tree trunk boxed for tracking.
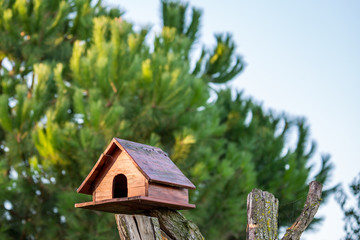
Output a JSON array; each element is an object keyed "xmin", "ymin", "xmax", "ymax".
[
  {"xmin": 115, "ymin": 181, "xmax": 322, "ymax": 240},
  {"xmin": 115, "ymin": 209, "xmax": 204, "ymax": 240},
  {"xmin": 246, "ymin": 181, "xmax": 323, "ymax": 240},
  {"xmin": 115, "ymin": 214, "xmax": 162, "ymax": 240},
  {"xmin": 246, "ymin": 189, "xmax": 279, "ymax": 240}
]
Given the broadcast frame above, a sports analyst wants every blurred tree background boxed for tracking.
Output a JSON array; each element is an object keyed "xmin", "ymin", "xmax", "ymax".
[
  {"xmin": 336, "ymin": 173, "xmax": 360, "ymax": 240},
  {"xmin": 0, "ymin": 0, "xmax": 333, "ymax": 239}
]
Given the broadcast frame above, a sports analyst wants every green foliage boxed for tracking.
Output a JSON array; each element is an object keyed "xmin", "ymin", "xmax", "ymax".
[
  {"xmin": 0, "ymin": 0, "xmax": 333, "ymax": 239},
  {"xmin": 336, "ymin": 173, "xmax": 360, "ymax": 240},
  {"xmin": 161, "ymin": 0, "xmax": 201, "ymax": 54},
  {"xmin": 183, "ymin": 89, "xmax": 333, "ymax": 239}
]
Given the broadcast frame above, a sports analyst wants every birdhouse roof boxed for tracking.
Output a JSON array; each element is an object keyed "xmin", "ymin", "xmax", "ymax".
[{"xmin": 77, "ymin": 138, "xmax": 195, "ymax": 195}]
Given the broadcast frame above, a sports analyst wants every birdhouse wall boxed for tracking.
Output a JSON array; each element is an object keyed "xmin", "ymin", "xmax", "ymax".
[
  {"xmin": 147, "ymin": 183, "xmax": 188, "ymax": 204},
  {"xmin": 93, "ymin": 149, "xmax": 147, "ymax": 202}
]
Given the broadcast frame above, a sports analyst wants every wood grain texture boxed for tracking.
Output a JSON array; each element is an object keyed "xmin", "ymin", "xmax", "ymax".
[
  {"xmin": 116, "ymin": 214, "xmax": 142, "ymax": 240},
  {"xmin": 148, "ymin": 183, "xmax": 188, "ymax": 203},
  {"xmin": 135, "ymin": 215, "xmax": 162, "ymax": 240},
  {"xmin": 115, "ymin": 210, "xmax": 204, "ymax": 240},
  {"xmin": 93, "ymin": 151, "xmax": 146, "ymax": 201},
  {"xmin": 77, "ymin": 142, "xmax": 120, "ymax": 194},
  {"xmin": 75, "ymin": 196, "xmax": 195, "ymax": 214},
  {"xmin": 115, "ymin": 214, "xmax": 162, "ymax": 240},
  {"xmin": 148, "ymin": 209, "xmax": 204, "ymax": 240},
  {"xmin": 92, "ymin": 147, "xmax": 120, "ymax": 192}
]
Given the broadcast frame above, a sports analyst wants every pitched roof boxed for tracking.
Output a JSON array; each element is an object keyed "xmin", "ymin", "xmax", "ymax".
[{"xmin": 77, "ymin": 138, "xmax": 195, "ymax": 195}]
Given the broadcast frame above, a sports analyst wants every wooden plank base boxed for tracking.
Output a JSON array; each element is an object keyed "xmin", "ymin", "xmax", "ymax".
[{"xmin": 75, "ymin": 196, "xmax": 195, "ymax": 214}]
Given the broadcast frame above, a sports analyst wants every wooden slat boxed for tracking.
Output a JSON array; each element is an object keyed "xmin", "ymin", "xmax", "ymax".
[
  {"xmin": 148, "ymin": 183, "xmax": 188, "ymax": 203},
  {"xmin": 128, "ymin": 186, "xmax": 146, "ymax": 197},
  {"xmin": 75, "ymin": 196, "xmax": 195, "ymax": 214}
]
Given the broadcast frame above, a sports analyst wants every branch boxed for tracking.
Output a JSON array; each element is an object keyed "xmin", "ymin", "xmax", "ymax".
[{"xmin": 281, "ymin": 181, "xmax": 323, "ymax": 240}]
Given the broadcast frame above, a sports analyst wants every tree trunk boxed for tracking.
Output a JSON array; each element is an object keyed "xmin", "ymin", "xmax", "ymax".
[
  {"xmin": 115, "ymin": 214, "xmax": 162, "ymax": 240},
  {"xmin": 246, "ymin": 181, "xmax": 322, "ymax": 240},
  {"xmin": 115, "ymin": 209, "xmax": 204, "ymax": 240},
  {"xmin": 246, "ymin": 189, "xmax": 279, "ymax": 240},
  {"xmin": 115, "ymin": 181, "xmax": 322, "ymax": 240}
]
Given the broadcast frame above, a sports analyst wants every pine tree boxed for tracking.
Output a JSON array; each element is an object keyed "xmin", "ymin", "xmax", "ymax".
[
  {"xmin": 0, "ymin": 0, "xmax": 333, "ymax": 239},
  {"xmin": 336, "ymin": 173, "xmax": 360, "ymax": 240},
  {"xmin": 0, "ymin": 0, "xmax": 122, "ymax": 239}
]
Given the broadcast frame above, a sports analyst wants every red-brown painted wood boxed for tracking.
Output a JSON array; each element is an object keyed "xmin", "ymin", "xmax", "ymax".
[
  {"xmin": 75, "ymin": 196, "xmax": 195, "ymax": 214},
  {"xmin": 148, "ymin": 183, "xmax": 188, "ymax": 203}
]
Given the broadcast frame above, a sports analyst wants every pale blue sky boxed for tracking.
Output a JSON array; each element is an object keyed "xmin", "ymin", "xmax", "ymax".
[{"xmin": 107, "ymin": 1, "xmax": 360, "ymax": 239}]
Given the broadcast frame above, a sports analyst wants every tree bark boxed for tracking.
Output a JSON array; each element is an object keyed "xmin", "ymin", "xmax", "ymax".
[
  {"xmin": 116, "ymin": 182, "xmax": 322, "ymax": 240},
  {"xmin": 148, "ymin": 209, "xmax": 204, "ymax": 240},
  {"xmin": 246, "ymin": 189, "xmax": 279, "ymax": 240},
  {"xmin": 115, "ymin": 209, "xmax": 204, "ymax": 240},
  {"xmin": 115, "ymin": 214, "xmax": 162, "ymax": 240},
  {"xmin": 281, "ymin": 181, "xmax": 323, "ymax": 240},
  {"xmin": 246, "ymin": 181, "xmax": 323, "ymax": 240}
]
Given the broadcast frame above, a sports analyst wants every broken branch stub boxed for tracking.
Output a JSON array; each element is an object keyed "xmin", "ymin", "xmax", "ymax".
[
  {"xmin": 246, "ymin": 181, "xmax": 323, "ymax": 240},
  {"xmin": 246, "ymin": 189, "xmax": 279, "ymax": 240}
]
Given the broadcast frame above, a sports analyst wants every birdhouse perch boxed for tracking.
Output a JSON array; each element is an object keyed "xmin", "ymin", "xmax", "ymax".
[{"xmin": 75, "ymin": 138, "xmax": 196, "ymax": 214}]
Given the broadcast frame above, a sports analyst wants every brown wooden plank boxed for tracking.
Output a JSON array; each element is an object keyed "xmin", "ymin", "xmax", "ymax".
[
  {"xmin": 128, "ymin": 186, "xmax": 146, "ymax": 197},
  {"xmin": 75, "ymin": 196, "xmax": 195, "ymax": 214},
  {"xmin": 148, "ymin": 183, "xmax": 188, "ymax": 204}
]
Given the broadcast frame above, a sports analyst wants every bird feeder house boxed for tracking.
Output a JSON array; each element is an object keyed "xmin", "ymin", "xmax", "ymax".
[{"xmin": 75, "ymin": 138, "xmax": 196, "ymax": 214}]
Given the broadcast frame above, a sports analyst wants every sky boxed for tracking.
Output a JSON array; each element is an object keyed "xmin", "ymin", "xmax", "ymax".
[{"xmin": 107, "ymin": 1, "xmax": 360, "ymax": 239}]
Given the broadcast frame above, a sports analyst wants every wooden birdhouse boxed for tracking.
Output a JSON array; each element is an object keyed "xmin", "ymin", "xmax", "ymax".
[{"xmin": 75, "ymin": 138, "xmax": 195, "ymax": 214}]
